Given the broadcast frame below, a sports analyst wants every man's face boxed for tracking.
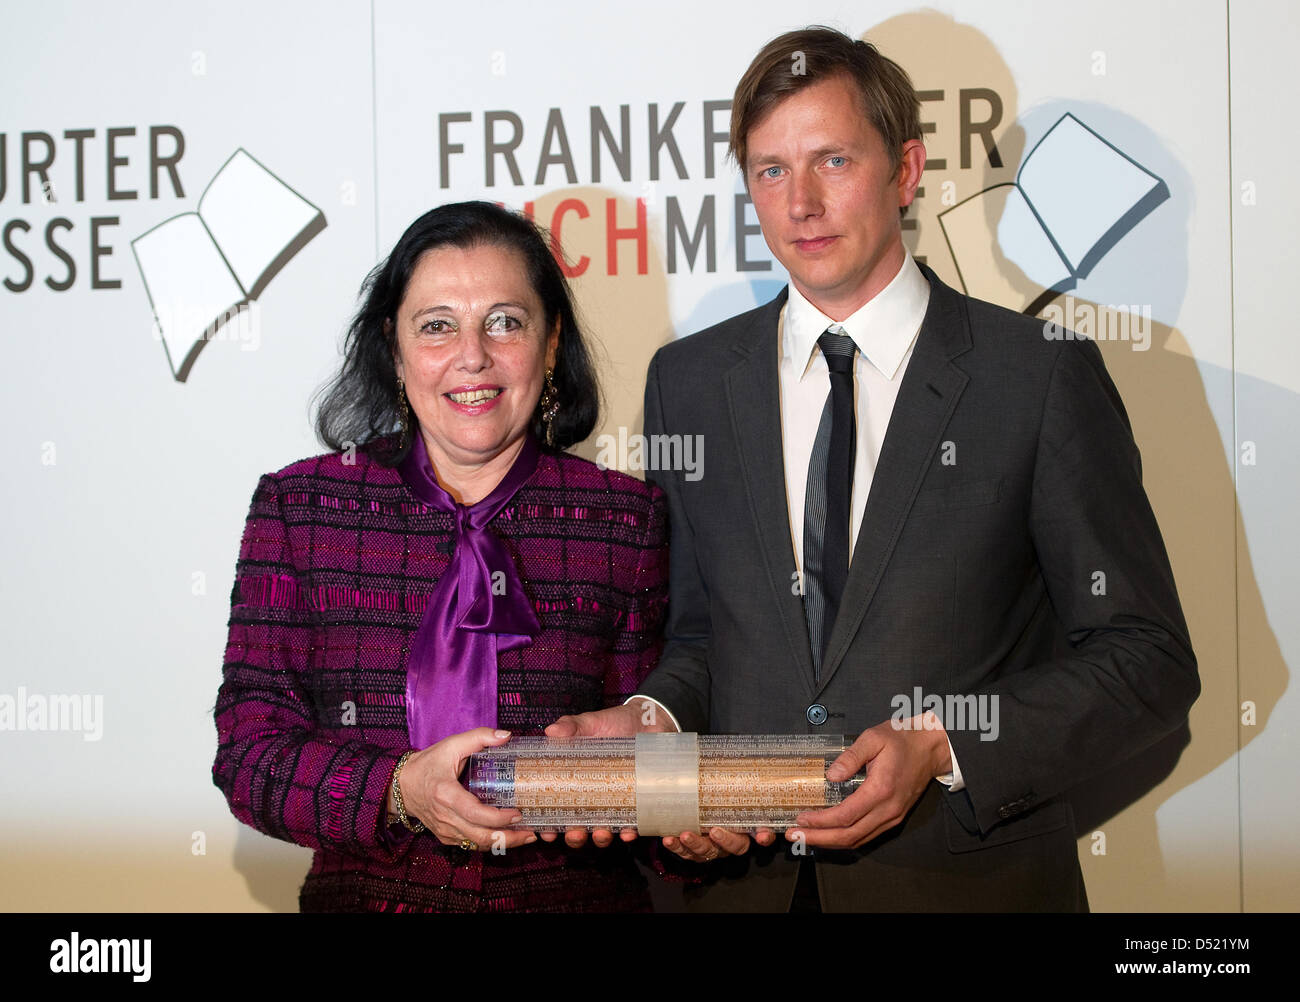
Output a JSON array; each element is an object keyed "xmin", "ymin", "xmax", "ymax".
[{"xmin": 745, "ymin": 74, "xmax": 924, "ymax": 320}]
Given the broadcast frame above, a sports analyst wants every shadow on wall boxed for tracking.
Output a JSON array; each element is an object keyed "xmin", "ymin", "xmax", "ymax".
[
  {"xmin": 870, "ymin": 10, "xmax": 1286, "ymax": 909},
  {"xmin": 531, "ymin": 186, "xmax": 676, "ymax": 468},
  {"xmin": 233, "ymin": 823, "xmax": 313, "ymax": 912}
]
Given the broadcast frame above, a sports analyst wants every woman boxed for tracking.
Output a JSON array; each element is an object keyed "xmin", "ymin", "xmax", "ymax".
[{"xmin": 212, "ymin": 201, "xmax": 668, "ymax": 912}]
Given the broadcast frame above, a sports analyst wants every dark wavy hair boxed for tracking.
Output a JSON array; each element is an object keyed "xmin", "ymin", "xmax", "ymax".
[{"xmin": 313, "ymin": 201, "xmax": 601, "ymax": 466}]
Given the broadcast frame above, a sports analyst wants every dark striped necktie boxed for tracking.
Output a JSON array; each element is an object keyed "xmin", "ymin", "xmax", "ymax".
[{"xmin": 802, "ymin": 326, "xmax": 858, "ymax": 678}]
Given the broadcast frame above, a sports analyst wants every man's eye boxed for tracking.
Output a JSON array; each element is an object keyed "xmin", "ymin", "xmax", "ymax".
[
  {"xmin": 826, "ymin": 155, "xmax": 846, "ymax": 168},
  {"xmin": 761, "ymin": 166, "xmax": 782, "ymax": 179}
]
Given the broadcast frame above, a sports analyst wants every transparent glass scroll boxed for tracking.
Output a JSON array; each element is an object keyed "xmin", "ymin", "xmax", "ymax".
[{"xmin": 465, "ymin": 734, "xmax": 864, "ymax": 834}]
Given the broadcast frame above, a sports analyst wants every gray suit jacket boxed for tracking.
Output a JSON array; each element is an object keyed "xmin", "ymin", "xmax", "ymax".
[{"xmin": 638, "ymin": 262, "xmax": 1199, "ymax": 911}]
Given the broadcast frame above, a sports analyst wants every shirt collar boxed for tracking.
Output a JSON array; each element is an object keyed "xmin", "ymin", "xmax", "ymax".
[{"xmin": 783, "ymin": 252, "xmax": 930, "ymax": 381}]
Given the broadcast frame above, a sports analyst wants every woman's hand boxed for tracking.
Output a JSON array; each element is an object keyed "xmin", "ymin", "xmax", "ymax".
[{"xmin": 391, "ymin": 728, "xmax": 537, "ymax": 852}]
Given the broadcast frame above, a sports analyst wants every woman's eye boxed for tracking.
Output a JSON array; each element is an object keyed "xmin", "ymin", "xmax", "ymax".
[
  {"xmin": 419, "ymin": 318, "xmax": 456, "ymax": 336},
  {"xmin": 486, "ymin": 312, "xmax": 522, "ymax": 336}
]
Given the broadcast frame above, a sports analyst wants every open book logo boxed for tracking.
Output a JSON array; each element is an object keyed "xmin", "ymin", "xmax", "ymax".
[
  {"xmin": 130, "ymin": 149, "xmax": 327, "ymax": 382},
  {"xmin": 937, "ymin": 113, "xmax": 1169, "ymax": 316}
]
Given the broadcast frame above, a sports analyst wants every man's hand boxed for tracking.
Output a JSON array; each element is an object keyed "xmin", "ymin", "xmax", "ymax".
[
  {"xmin": 541, "ymin": 700, "xmax": 674, "ymax": 848},
  {"xmin": 789, "ymin": 712, "xmax": 952, "ymax": 850},
  {"xmin": 662, "ymin": 827, "xmax": 777, "ymax": 862},
  {"xmin": 545, "ymin": 699, "xmax": 673, "ymax": 739}
]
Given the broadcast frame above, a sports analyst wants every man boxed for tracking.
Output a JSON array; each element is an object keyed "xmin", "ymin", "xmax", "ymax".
[{"xmin": 547, "ymin": 26, "xmax": 1198, "ymax": 911}]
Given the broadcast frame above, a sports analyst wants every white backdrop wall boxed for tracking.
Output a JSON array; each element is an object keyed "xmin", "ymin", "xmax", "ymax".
[{"xmin": 0, "ymin": 0, "xmax": 1294, "ymax": 912}]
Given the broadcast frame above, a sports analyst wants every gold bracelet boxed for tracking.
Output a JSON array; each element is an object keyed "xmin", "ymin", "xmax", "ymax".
[{"xmin": 391, "ymin": 750, "xmax": 426, "ymax": 834}]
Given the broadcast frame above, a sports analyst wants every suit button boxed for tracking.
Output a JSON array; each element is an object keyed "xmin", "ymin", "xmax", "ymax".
[{"xmin": 806, "ymin": 704, "xmax": 828, "ymax": 725}]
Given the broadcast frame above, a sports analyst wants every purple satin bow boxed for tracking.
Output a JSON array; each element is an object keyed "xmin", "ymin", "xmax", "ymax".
[{"xmin": 398, "ymin": 430, "xmax": 542, "ymax": 748}]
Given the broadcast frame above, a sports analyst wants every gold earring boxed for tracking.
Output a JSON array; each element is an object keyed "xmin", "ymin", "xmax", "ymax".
[
  {"xmin": 538, "ymin": 368, "xmax": 560, "ymax": 448},
  {"xmin": 397, "ymin": 375, "xmax": 410, "ymax": 451}
]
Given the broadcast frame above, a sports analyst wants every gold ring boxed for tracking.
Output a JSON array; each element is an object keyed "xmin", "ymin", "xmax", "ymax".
[{"xmin": 458, "ymin": 838, "xmax": 478, "ymax": 852}]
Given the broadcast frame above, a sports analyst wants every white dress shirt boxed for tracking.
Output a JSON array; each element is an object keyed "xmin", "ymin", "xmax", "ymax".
[
  {"xmin": 780, "ymin": 252, "xmax": 928, "ymax": 574},
  {"xmin": 631, "ymin": 252, "xmax": 965, "ymax": 791}
]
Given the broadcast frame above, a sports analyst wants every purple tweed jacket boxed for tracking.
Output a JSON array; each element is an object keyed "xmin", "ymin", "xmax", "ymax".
[{"xmin": 212, "ymin": 439, "xmax": 668, "ymax": 912}]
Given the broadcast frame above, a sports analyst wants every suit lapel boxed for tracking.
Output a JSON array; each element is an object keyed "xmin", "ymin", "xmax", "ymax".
[
  {"xmin": 819, "ymin": 264, "xmax": 973, "ymax": 688},
  {"xmin": 723, "ymin": 288, "xmax": 818, "ymax": 694}
]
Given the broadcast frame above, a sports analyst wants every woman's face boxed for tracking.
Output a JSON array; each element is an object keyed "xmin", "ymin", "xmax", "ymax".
[{"xmin": 392, "ymin": 242, "xmax": 558, "ymax": 477}]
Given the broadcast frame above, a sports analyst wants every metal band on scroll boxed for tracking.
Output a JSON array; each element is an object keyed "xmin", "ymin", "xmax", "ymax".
[{"xmin": 634, "ymin": 732, "xmax": 700, "ymax": 835}]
